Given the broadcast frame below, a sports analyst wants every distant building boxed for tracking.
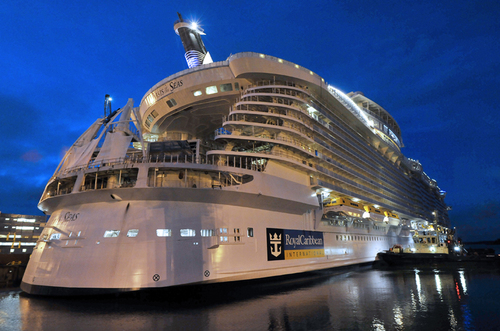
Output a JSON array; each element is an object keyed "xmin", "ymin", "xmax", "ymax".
[{"xmin": 0, "ymin": 212, "xmax": 47, "ymax": 256}]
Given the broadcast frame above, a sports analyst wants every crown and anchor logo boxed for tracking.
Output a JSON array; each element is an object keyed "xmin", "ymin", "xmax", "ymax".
[{"xmin": 269, "ymin": 233, "xmax": 282, "ymax": 257}]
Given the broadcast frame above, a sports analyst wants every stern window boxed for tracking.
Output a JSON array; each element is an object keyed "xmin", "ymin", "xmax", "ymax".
[
  {"xmin": 166, "ymin": 99, "xmax": 177, "ymax": 108},
  {"xmin": 127, "ymin": 229, "xmax": 139, "ymax": 237},
  {"xmin": 180, "ymin": 229, "xmax": 196, "ymax": 237},
  {"xmin": 206, "ymin": 86, "xmax": 218, "ymax": 95},
  {"xmin": 156, "ymin": 229, "xmax": 172, "ymax": 237},
  {"xmin": 201, "ymin": 229, "xmax": 215, "ymax": 237},
  {"xmin": 49, "ymin": 233, "xmax": 61, "ymax": 240},
  {"xmin": 103, "ymin": 230, "xmax": 120, "ymax": 238},
  {"xmin": 220, "ymin": 83, "xmax": 233, "ymax": 92}
]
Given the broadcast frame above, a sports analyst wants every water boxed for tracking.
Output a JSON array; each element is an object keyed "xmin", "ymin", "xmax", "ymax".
[{"xmin": 1, "ymin": 264, "xmax": 500, "ymax": 331}]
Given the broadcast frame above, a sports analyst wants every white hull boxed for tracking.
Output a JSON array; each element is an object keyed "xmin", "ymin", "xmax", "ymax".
[{"xmin": 22, "ymin": 173, "xmax": 410, "ymax": 295}]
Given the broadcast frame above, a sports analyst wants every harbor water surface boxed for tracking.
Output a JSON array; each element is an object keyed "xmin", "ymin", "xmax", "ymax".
[{"xmin": 1, "ymin": 260, "xmax": 499, "ymax": 331}]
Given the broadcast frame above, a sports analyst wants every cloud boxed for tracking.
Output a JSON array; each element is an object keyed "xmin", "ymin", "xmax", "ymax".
[{"xmin": 21, "ymin": 149, "xmax": 43, "ymax": 163}]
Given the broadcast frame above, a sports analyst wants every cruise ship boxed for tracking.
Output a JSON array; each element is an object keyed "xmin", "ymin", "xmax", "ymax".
[{"xmin": 21, "ymin": 14, "xmax": 451, "ymax": 296}]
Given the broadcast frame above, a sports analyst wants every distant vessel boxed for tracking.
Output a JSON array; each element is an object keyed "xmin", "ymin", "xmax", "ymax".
[
  {"xmin": 21, "ymin": 13, "xmax": 451, "ymax": 296},
  {"xmin": 378, "ymin": 227, "xmax": 458, "ymax": 265}
]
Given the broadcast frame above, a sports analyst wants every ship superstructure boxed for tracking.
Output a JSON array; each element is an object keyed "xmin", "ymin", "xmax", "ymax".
[{"xmin": 21, "ymin": 15, "xmax": 451, "ymax": 296}]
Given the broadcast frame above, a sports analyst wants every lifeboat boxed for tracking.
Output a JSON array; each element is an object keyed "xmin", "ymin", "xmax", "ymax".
[
  {"xmin": 323, "ymin": 198, "xmax": 364, "ymax": 218},
  {"xmin": 362, "ymin": 205, "xmax": 385, "ymax": 222}
]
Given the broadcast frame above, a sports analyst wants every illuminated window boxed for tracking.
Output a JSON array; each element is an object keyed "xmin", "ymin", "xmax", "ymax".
[
  {"xmin": 180, "ymin": 229, "xmax": 196, "ymax": 237},
  {"xmin": 201, "ymin": 229, "xmax": 215, "ymax": 237},
  {"xmin": 219, "ymin": 228, "xmax": 227, "ymax": 234},
  {"xmin": 49, "ymin": 233, "xmax": 61, "ymax": 240},
  {"xmin": 17, "ymin": 218, "xmax": 36, "ymax": 223},
  {"xmin": 10, "ymin": 249, "xmax": 14, "ymax": 253},
  {"xmin": 206, "ymin": 86, "xmax": 218, "ymax": 95},
  {"xmin": 127, "ymin": 229, "xmax": 139, "ymax": 237},
  {"xmin": 220, "ymin": 236, "xmax": 228, "ymax": 242},
  {"xmin": 156, "ymin": 229, "xmax": 171, "ymax": 237},
  {"xmin": 103, "ymin": 230, "xmax": 120, "ymax": 238},
  {"xmin": 15, "ymin": 226, "xmax": 35, "ymax": 230},
  {"xmin": 22, "ymin": 249, "xmax": 27, "ymax": 252},
  {"xmin": 247, "ymin": 228, "xmax": 253, "ymax": 237},
  {"xmin": 166, "ymin": 99, "xmax": 177, "ymax": 108},
  {"xmin": 193, "ymin": 90, "xmax": 202, "ymax": 96},
  {"xmin": 220, "ymin": 83, "xmax": 233, "ymax": 92}
]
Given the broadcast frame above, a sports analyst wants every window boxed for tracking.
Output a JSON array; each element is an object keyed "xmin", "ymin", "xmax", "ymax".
[
  {"xmin": 151, "ymin": 110, "xmax": 158, "ymax": 118},
  {"xmin": 206, "ymin": 86, "xmax": 218, "ymax": 95},
  {"xmin": 234, "ymin": 82, "xmax": 239, "ymax": 90},
  {"xmin": 156, "ymin": 229, "xmax": 172, "ymax": 237},
  {"xmin": 103, "ymin": 230, "xmax": 120, "ymax": 238},
  {"xmin": 180, "ymin": 229, "xmax": 196, "ymax": 237},
  {"xmin": 247, "ymin": 228, "xmax": 254, "ymax": 237},
  {"xmin": 127, "ymin": 229, "xmax": 139, "ymax": 237},
  {"xmin": 201, "ymin": 229, "xmax": 215, "ymax": 237},
  {"xmin": 220, "ymin": 236, "xmax": 228, "ymax": 242},
  {"xmin": 166, "ymin": 99, "xmax": 177, "ymax": 107},
  {"xmin": 219, "ymin": 228, "xmax": 228, "ymax": 234},
  {"xmin": 22, "ymin": 249, "xmax": 27, "ymax": 253},
  {"xmin": 14, "ymin": 226, "xmax": 35, "ymax": 230},
  {"xmin": 193, "ymin": 90, "xmax": 202, "ymax": 96},
  {"xmin": 49, "ymin": 233, "xmax": 61, "ymax": 240},
  {"xmin": 220, "ymin": 83, "xmax": 233, "ymax": 92},
  {"xmin": 17, "ymin": 218, "xmax": 36, "ymax": 223},
  {"xmin": 147, "ymin": 115, "xmax": 154, "ymax": 123}
]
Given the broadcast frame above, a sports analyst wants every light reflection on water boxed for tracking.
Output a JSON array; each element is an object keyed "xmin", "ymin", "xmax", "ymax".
[{"xmin": 1, "ymin": 265, "xmax": 499, "ymax": 331}]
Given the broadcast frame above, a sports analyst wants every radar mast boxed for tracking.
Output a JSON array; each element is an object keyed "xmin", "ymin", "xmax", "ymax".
[{"xmin": 174, "ymin": 13, "xmax": 213, "ymax": 68}]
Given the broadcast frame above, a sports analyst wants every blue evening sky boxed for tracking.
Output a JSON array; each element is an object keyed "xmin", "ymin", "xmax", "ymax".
[{"xmin": 1, "ymin": 1, "xmax": 499, "ymax": 241}]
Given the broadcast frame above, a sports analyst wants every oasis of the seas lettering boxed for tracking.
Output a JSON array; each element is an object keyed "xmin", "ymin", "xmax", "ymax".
[
  {"xmin": 151, "ymin": 79, "xmax": 183, "ymax": 100},
  {"xmin": 169, "ymin": 80, "xmax": 183, "ymax": 90}
]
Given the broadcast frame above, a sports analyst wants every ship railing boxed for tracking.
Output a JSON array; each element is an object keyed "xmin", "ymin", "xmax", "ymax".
[
  {"xmin": 214, "ymin": 129, "xmax": 315, "ymax": 155},
  {"xmin": 210, "ymin": 148, "xmax": 314, "ymax": 170},
  {"xmin": 225, "ymin": 112, "xmax": 314, "ymax": 133},
  {"xmin": 235, "ymin": 92, "xmax": 319, "ymax": 128},
  {"xmin": 52, "ymin": 151, "xmax": 271, "ymax": 181}
]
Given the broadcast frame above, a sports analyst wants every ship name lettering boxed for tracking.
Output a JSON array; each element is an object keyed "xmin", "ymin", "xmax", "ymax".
[
  {"xmin": 170, "ymin": 80, "xmax": 183, "ymax": 91},
  {"xmin": 64, "ymin": 212, "xmax": 79, "ymax": 222}
]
